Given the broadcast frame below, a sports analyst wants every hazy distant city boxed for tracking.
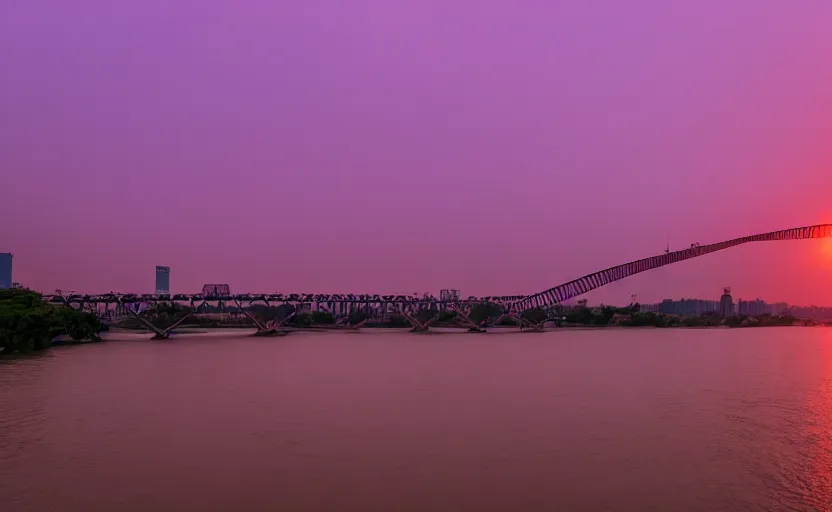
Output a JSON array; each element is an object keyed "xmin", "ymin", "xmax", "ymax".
[{"xmin": 639, "ymin": 292, "xmax": 832, "ymax": 321}]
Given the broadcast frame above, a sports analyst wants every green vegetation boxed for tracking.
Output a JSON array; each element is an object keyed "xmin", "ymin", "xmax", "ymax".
[
  {"xmin": 309, "ymin": 311, "xmax": 335, "ymax": 325},
  {"xmin": 565, "ymin": 304, "xmax": 640, "ymax": 326},
  {"xmin": 469, "ymin": 302, "xmax": 504, "ymax": 325},
  {"xmin": 521, "ymin": 308, "xmax": 548, "ymax": 324},
  {"xmin": 723, "ymin": 314, "xmax": 799, "ymax": 328},
  {"xmin": 113, "ymin": 298, "xmax": 806, "ymax": 334},
  {"xmin": 117, "ymin": 303, "xmax": 342, "ymax": 330},
  {"xmin": 291, "ymin": 311, "xmax": 336, "ymax": 326},
  {"xmin": 562, "ymin": 303, "xmax": 800, "ymax": 328},
  {"xmin": 117, "ymin": 303, "xmax": 251, "ymax": 330},
  {"xmin": 2, "ymin": 287, "xmax": 805, "ymax": 355},
  {"xmin": 0, "ymin": 289, "xmax": 103, "ymax": 355}
]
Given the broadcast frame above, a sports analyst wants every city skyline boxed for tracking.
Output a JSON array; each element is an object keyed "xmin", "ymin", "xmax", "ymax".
[{"xmin": 3, "ymin": 0, "xmax": 832, "ymax": 304}]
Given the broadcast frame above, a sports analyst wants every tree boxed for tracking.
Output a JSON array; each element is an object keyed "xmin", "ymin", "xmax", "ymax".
[
  {"xmin": 725, "ymin": 316, "xmax": 743, "ymax": 327},
  {"xmin": 521, "ymin": 308, "xmax": 548, "ymax": 324},
  {"xmin": 469, "ymin": 302, "xmax": 504, "ymax": 325},
  {"xmin": 348, "ymin": 310, "xmax": 367, "ymax": 325},
  {"xmin": 291, "ymin": 313, "xmax": 313, "ymax": 326},
  {"xmin": 565, "ymin": 306, "xmax": 593, "ymax": 324},
  {"xmin": 415, "ymin": 307, "xmax": 440, "ymax": 324},
  {"xmin": 310, "ymin": 311, "xmax": 335, "ymax": 324},
  {"xmin": 53, "ymin": 307, "xmax": 103, "ymax": 341},
  {"xmin": 387, "ymin": 315, "xmax": 411, "ymax": 327},
  {"xmin": 0, "ymin": 289, "xmax": 103, "ymax": 355}
]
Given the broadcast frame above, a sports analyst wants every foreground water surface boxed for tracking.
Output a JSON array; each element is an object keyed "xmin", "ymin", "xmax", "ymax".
[{"xmin": 1, "ymin": 328, "xmax": 831, "ymax": 511}]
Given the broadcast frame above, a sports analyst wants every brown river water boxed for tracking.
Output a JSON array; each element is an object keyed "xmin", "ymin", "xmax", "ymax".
[{"xmin": 1, "ymin": 327, "xmax": 831, "ymax": 511}]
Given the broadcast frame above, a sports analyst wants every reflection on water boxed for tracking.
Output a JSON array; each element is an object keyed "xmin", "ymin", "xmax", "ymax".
[
  {"xmin": 803, "ymin": 355, "xmax": 832, "ymax": 510},
  {"xmin": 1, "ymin": 328, "xmax": 830, "ymax": 511}
]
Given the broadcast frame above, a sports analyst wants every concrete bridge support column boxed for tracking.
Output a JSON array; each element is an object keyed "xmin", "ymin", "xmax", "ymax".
[
  {"xmin": 449, "ymin": 303, "xmax": 486, "ymax": 333},
  {"xmin": 126, "ymin": 308, "xmax": 193, "ymax": 340},
  {"xmin": 233, "ymin": 300, "xmax": 290, "ymax": 337},
  {"xmin": 516, "ymin": 309, "xmax": 547, "ymax": 332},
  {"xmin": 396, "ymin": 307, "xmax": 442, "ymax": 333},
  {"xmin": 492, "ymin": 310, "xmax": 544, "ymax": 332}
]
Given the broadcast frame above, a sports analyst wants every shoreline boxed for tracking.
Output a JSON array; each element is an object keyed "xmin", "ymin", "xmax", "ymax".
[{"xmin": 102, "ymin": 322, "xmax": 817, "ymax": 336}]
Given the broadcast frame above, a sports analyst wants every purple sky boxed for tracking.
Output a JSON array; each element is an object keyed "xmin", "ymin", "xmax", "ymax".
[{"xmin": 3, "ymin": 0, "xmax": 832, "ymax": 305}]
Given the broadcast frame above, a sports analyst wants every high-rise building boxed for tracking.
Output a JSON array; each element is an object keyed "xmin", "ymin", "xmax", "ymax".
[
  {"xmin": 155, "ymin": 266, "xmax": 170, "ymax": 294},
  {"xmin": 719, "ymin": 288, "xmax": 734, "ymax": 317},
  {"xmin": 0, "ymin": 253, "xmax": 11, "ymax": 289},
  {"xmin": 771, "ymin": 302, "xmax": 789, "ymax": 316}
]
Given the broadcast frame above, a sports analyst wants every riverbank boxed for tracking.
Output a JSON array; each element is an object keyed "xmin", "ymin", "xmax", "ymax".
[
  {"xmin": 103, "ymin": 320, "xmax": 817, "ymax": 338},
  {"xmin": 0, "ymin": 289, "xmax": 104, "ymax": 356}
]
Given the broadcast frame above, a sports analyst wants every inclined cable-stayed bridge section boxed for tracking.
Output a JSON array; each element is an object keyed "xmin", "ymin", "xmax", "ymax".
[{"xmin": 514, "ymin": 224, "xmax": 832, "ymax": 311}]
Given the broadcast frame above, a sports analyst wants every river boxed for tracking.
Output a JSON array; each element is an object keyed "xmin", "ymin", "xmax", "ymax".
[{"xmin": 1, "ymin": 328, "xmax": 830, "ymax": 511}]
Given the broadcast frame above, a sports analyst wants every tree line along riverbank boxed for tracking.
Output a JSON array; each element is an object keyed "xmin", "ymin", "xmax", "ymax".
[
  {"xmin": 112, "ymin": 301, "xmax": 807, "ymax": 333},
  {"xmin": 0, "ymin": 289, "xmax": 103, "ymax": 356},
  {"xmin": 562, "ymin": 305, "xmax": 805, "ymax": 328}
]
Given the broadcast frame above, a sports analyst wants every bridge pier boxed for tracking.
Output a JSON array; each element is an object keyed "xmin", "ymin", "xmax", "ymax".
[
  {"xmin": 233, "ymin": 299, "xmax": 292, "ymax": 337},
  {"xmin": 519, "ymin": 320, "xmax": 546, "ymax": 332},
  {"xmin": 395, "ymin": 307, "xmax": 443, "ymax": 333},
  {"xmin": 517, "ymin": 309, "xmax": 549, "ymax": 332},
  {"xmin": 493, "ymin": 311, "xmax": 522, "ymax": 328},
  {"xmin": 449, "ymin": 303, "xmax": 487, "ymax": 333},
  {"xmin": 126, "ymin": 308, "xmax": 193, "ymax": 339},
  {"xmin": 344, "ymin": 318, "xmax": 367, "ymax": 330},
  {"xmin": 490, "ymin": 310, "xmax": 547, "ymax": 332}
]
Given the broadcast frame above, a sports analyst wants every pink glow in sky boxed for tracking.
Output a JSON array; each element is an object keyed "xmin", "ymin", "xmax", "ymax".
[{"xmin": 3, "ymin": 0, "xmax": 832, "ymax": 305}]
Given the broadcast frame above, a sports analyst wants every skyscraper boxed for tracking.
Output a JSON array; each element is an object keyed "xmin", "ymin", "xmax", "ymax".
[
  {"xmin": 719, "ymin": 288, "xmax": 734, "ymax": 317},
  {"xmin": 0, "ymin": 253, "xmax": 11, "ymax": 289},
  {"xmin": 155, "ymin": 266, "xmax": 170, "ymax": 294}
]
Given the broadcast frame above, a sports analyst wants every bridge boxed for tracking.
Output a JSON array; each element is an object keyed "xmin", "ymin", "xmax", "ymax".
[{"xmin": 44, "ymin": 223, "xmax": 832, "ymax": 338}]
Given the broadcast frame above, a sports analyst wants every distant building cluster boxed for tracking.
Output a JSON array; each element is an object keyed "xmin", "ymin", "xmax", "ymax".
[
  {"xmin": 640, "ymin": 298, "xmax": 720, "ymax": 316},
  {"xmin": 737, "ymin": 299, "xmax": 771, "ymax": 316},
  {"xmin": 641, "ymin": 288, "xmax": 793, "ymax": 319},
  {"xmin": 787, "ymin": 304, "xmax": 832, "ymax": 321}
]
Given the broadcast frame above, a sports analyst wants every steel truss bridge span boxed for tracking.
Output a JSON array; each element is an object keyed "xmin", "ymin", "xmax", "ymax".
[
  {"xmin": 515, "ymin": 224, "xmax": 832, "ymax": 311},
  {"xmin": 42, "ymin": 293, "xmax": 533, "ymax": 338}
]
